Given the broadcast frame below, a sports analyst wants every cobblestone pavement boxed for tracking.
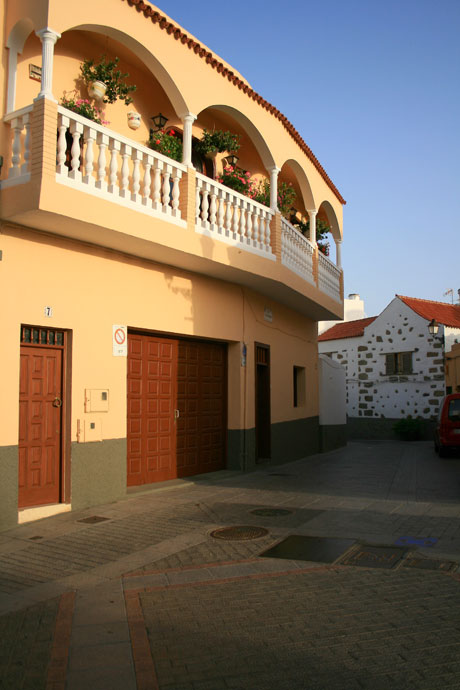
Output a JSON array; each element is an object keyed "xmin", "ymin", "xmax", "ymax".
[{"xmin": 0, "ymin": 441, "xmax": 459, "ymax": 689}]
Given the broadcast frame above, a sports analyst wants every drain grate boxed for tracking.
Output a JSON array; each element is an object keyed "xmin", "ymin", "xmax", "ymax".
[
  {"xmin": 29, "ymin": 536, "xmax": 43, "ymax": 541},
  {"xmin": 260, "ymin": 535, "xmax": 355, "ymax": 563},
  {"xmin": 340, "ymin": 544, "xmax": 408, "ymax": 570},
  {"xmin": 77, "ymin": 515, "xmax": 110, "ymax": 524},
  {"xmin": 268, "ymin": 473, "xmax": 292, "ymax": 477},
  {"xmin": 210, "ymin": 526, "xmax": 269, "ymax": 541},
  {"xmin": 250, "ymin": 508, "xmax": 293, "ymax": 517},
  {"xmin": 403, "ymin": 557, "xmax": 458, "ymax": 572}
]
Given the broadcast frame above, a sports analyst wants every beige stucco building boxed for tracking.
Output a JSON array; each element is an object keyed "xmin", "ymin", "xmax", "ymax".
[{"xmin": 0, "ymin": 0, "xmax": 345, "ymax": 530}]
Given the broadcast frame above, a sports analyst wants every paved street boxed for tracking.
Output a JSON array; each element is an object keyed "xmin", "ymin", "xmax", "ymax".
[{"xmin": 1, "ymin": 441, "xmax": 460, "ymax": 689}]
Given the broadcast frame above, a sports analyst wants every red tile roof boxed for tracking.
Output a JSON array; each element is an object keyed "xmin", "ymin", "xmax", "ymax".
[
  {"xmin": 397, "ymin": 295, "xmax": 460, "ymax": 328},
  {"xmin": 318, "ymin": 317, "xmax": 376, "ymax": 342},
  {"xmin": 123, "ymin": 0, "xmax": 346, "ymax": 205}
]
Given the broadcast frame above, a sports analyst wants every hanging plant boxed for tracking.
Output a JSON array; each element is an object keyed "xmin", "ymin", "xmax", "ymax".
[
  {"xmin": 80, "ymin": 56, "xmax": 137, "ymax": 105},
  {"xmin": 194, "ymin": 129, "xmax": 241, "ymax": 157}
]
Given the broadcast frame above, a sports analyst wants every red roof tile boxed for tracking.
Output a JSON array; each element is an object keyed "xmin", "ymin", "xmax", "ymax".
[
  {"xmin": 123, "ymin": 0, "xmax": 346, "ymax": 205},
  {"xmin": 397, "ymin": 295, "xmax": 460, "ymax": 329},
  {"xmin": 318, "ymin": 317, "xmax": 377, "ymax": 342}
]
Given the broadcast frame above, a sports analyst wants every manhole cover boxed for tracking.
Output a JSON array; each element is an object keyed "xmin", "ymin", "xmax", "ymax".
[
  {"xmin": 77, "ymin": 516, "xmax": 110, "ymax": 524},
  {"xmin": 340, "ymin": 544, "xmax": 408, "ymax": 569},
  {"xmin": 260, "ymin": 535, "xmax": 355, "ymax": 563},
  {"xmin": 250, "ymin": 508, "xmax": 293, "ymax": 517},
  {"xmin": 210, "ymin": 526, "xmax": 269, "ymax": 541},
  {"xmin": 403, "ymin": 557, "xmax": 457, "ymax": 572}
]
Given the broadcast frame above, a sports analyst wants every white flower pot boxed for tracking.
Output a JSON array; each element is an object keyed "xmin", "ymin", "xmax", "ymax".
[
  {"xmin": 88, "ymin": 80, "xmax": 107, "ymax": 101},
  {"xmin": 127, "ymin": 112, "xmax": 141, "ymax": 130}
]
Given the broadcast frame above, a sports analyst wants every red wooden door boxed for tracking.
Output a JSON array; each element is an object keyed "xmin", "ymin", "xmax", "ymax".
[
  {"xmin": 127, "ymin": 334, "xmax": 178, "ymax": 485},
  {"xmin": 18, "ymin": 346, "xmax": 63, "ymax": 508}
]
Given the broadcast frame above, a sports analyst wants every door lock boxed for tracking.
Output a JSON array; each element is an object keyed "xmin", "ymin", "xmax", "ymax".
[
  {"xmin": 53, "ymin": 396, "xmax": 62, "ymax": 408},
  {"xmin": 174, "ymin": 409, "xmax": 180, "ymax": 421}
]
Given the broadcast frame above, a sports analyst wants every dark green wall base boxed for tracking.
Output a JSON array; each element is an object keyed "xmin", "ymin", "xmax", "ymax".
[
  {"xmin": 0, "ymin": 445, "xmax": 19, "ymax": 533},
  {"xmin": 319, "ymin": 425, "xmax": 347, "ymax": 452},
  {"xmin": 71, "ymin": 438, "xmax": 127, "ymax": 511},
  {"xmin": 347, "ymin": 417, "xmax": 436, "ymax": 441},
  {"xmin": 228, "ymin": 417, "xmax": 320, "ymax": 471}
]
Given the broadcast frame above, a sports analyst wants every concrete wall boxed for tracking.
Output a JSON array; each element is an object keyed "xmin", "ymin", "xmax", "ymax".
[{"xmin": 318, "ymin": 354, "xmax": 346, "ymax": 450}]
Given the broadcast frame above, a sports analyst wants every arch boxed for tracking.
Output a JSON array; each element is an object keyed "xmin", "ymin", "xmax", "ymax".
[
  {"xmin": 201, "ymin": 104, "xmax": 276, "ymax": 171},
  {"xmin": 279, "ymin": 158, "xmax": 315, "ymax": 212},
  {"xmin": 317, "ymin": 200, "xmax": 341, "ymax": 241},
  {"xmin": 63, "ymin": 24, "xmax": 189, "ymax": 117},
  {"xmin": 6, "ymin": 18, "xmax": 35, "ymax": 112}
]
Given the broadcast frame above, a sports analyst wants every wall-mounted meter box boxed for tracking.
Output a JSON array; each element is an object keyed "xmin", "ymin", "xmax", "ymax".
[{"xmin": 84, "ymin": 389, "xmax": 109, "ymax": 412}]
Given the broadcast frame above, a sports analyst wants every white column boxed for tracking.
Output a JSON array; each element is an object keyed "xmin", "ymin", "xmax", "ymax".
[
  {"xmin": 307, "ymin": 209, "xmax": 317, "ymax": 245},
  {"xmin": 6, "ymin": 49, "xmax": 18, "ymax": 113},
  {"xmin": 180, "ymin": 112, "xmax": 197, "ymax": 166},
  {"xmin": 335, "ymin": 238, "xmax": 342, "ymax": 268},
  {"xmin": 267, "ymin": 166, "xmax": 280, "ymax": 211},
  {"xmin": 35, "ymin": 28, "xmax": 61, "ymax": 102}
]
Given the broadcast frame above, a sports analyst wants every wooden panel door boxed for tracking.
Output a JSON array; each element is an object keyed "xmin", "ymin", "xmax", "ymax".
[
  {"xmin": 127, "ymin": 334, "xmax": 178, "ymax": 485},
  {"xmin": 177, "ymin": 340, "xmax": 226, "ymax": 477},
  {"xmin": 18, "ymin": 346, "xmax": 63, "ymax": 508},
  {"xmin": 255, "ymin": 344, "xmax": 271, "ymax": 462}
]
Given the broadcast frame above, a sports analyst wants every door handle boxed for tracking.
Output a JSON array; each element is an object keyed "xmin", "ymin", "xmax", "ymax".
[
  {"xmin": 174, "ymin": 409, "xmax": 180, "ymax": 421},
  {"xmin": 53, "ymin": 396, "xmax": 62, "ymax": 408}
]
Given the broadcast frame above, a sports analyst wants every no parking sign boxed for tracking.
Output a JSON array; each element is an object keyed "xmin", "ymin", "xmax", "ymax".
[{"xmin": 113, "ymin": 325, "xmax": 127, "ymax": 356}]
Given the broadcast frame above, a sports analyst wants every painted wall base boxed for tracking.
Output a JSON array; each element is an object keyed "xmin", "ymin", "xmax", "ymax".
[
  {"xmin": 71, "ymin": 438, "xmax": 127, "ymax": 511},
  {"xmin": 0, "ymin": 445, "xmax": 19, "ymax": 532},
  {"xmin": 347, "ymin": 417, "xmax": 436, "ymax": 441},
  {"xmin": 319, "ymin": 424, "xmax": 347, "ymax": 452}
]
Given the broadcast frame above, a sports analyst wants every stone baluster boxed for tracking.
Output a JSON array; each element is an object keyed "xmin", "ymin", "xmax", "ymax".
[
  {"xmin": 95, "ymin": 132, "xmax": 109, "ymax": 191},
  {"xmin": 162, "ymin": 165, "xmax": 171, "ymax": 212},
  {"xmin": 107, "ymin": 139, "xmax": 120, "ymax": 194},
  {"xmin": 152, "ymin": 159, "xmax": 163, "ymax": 211},
  {"xmin": 209, "ymin": 188, "xmax": 217, "ymax": 230},
  {"xmin": 252, "ymin": 209, "xmax": 260, "ymax": 248},
  {"xmin": 21, "ymin": 114, "xmax": 31, "ymax": 176},
  {"xmin": 69, "ymin": 120, "xmax": 83, "ymax": 181},
  {"xmin": 83, "ymin": 126, "xmax": 96, "ymax": 185},
  {"xmin": 217, "ymin": 189, "xmax": 225, "ymax": 234},
  {"xmin": 195, "ymin": 181, "xmax": 202, "ymax": 224},
  {"xmin": 142, "ymin": 154, "xmax": 153, "ymax": 208},
  {"xmin": 119, "ymin": 144, "xmax": 131, "ymax": 199},
  {"xmin": 9, "ymin": 117, "xmax": 22, "ymax": 178},
  {"xmin": 171, "ymin": 169, "xmax": 182, "ymax": 218},
  {"xmin": 224, "ymin": 193, "xmax": 232, "ymax": 238},
  {"xmin": 246, "ymin": 204, "xmax": 253, "ymax": 245},
  {"xmin": 200, "ymin": 187, "xmax": 209, "ymax": 226},
  {"xmin": 131, "ymin": 150, "xmax": 142, "ymax": 203},
  {"xmin": 232, "ymin": 196, "xmax": 240, "ymax": 240},
  {"xmin": 56, "ymin": 114, "xmax": 69, "ymax": 176}
]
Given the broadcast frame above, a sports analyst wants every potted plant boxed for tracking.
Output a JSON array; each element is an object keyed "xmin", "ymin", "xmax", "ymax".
[
  {"xmin": 253, "ymin": 179, "xmax": 297, "ymax": 217},
  {"xmin": 194, "ymin": 129, "xmax": 240, "ymax": 160},
  {"xmin": 60, "ymin": 93, "xmax": 109, "ymax": 125},
  {"xmin": 217, "ymin": 165, "xmax": 257, "ymax": 197},
  {"xmin": 148, "ymin": 129, "xmax": 183, "ymax": 162},
  {"xmin": 80, "ymin": 56, "xmax": 137, "ymax": 105}
]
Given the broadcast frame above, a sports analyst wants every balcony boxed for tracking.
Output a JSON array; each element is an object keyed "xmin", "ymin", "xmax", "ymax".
[{"xmin": 1, "ymin": 101, "xmax": 343, "ymax": 319}]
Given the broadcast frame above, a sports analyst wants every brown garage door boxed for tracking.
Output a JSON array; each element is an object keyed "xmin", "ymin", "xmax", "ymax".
[{"xmin": 127, "ymin": 333, "xmax": 226, "ymax": 486}]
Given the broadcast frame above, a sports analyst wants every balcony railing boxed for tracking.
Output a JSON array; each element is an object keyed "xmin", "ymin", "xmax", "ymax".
[
  {"xmin": 1, "ymin": 104, "xmax": 343, "ymax": 305},
  {"xmin": 195, "ymin": 173, "xmax": 274, "ymax": 259},
  {"xmin": 281, "ymin": 217, "xmax": 315, "ymax": 285},
  {"xmin": 318, "ymin": 251, "xmax": 341, "ymax": 302}
]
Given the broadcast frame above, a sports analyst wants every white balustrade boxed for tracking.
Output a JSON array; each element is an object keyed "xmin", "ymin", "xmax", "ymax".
[
  {"xmin": 195, "ymin": 172, "xmax": 273, "ymax": 257},
  {"xmin": 281, "ymin": 217, "xmax": 315, "ymax": 285},
  {"xmin": 55, "ymin": 106, "xmax": 185, "ymax": 220},
  {"xmin": 318, "ymin": 251, "xmax": 342, "ymax": 302},
  {"xmin": 2, "ymin": 106, "xmax": 33, "ymax": 183}
]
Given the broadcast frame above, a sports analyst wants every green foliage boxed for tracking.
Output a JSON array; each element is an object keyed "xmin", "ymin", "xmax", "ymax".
[
  {"xmin": 194, "ymin": 129, "xmax": 241, "ymax": 156},
  {"xmin": 253, "ymin": 179, "xmax": 297, "ymax": 217},
  {"xmin": 293, "ymin": 217, "xmax": 331, "ymax": 255},
  {"xmin": 148, "ymin": 129, "xmax": 183, "ymax": 162},
  {"xmin": 80, "ymin": 56, "xmax": 137, "ymax": 105},
  {"xmin": 60, "ymin": 94, "xmax": 108, "ymax": 125},
  {"xmin": 393, "ymin": 417, "xmax": 422, "ymax": 441}
]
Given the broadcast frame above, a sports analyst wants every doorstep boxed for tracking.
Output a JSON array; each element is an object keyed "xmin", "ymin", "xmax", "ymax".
[{"xmin": 18, "ymin": 503, "xmax": 71, "ymax": 524}]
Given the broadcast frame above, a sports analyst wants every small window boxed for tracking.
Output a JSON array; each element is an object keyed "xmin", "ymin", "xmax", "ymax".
[
  {"xmin": 293, "ymin": 366, "xmax": 306, "ymax": 407},
  {"xmin": 448, "ymin": 399, "xmax": 460, "ymax": 421},
  {"xmin": 385, "ymin": 352, "xmax": 413, "ymax": 375}
]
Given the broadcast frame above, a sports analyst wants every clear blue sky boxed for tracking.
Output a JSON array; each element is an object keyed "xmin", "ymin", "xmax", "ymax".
[{"xmin": 151, "ymin": 0, "xmax": 460, "ymax": 317}]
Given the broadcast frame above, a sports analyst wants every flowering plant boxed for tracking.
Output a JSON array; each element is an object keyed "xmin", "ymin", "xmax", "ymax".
[
  {"xmin": 60, "ymin": 94, "xmax": 109, "ymax": 125},
  {"xmin": 293, "ymin": 218, "xmax": 330, "ymax": 256},
  {"xmin": 253, "ymin": 179, "xmax": 297, "ymax": 217},
  {"xmin": 148, "ymin": 129, "xmax": 183, "ymax": 162},
  {"xmin": 194, "ymin": 129, "xmax": 241, "ymax": 156},
  {"xmin": 217, "ymin": 165, "xmax": 257, "ymax": 197}
]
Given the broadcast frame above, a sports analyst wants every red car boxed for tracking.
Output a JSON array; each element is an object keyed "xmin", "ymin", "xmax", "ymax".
[{"xmin": 434, "ymin": 393, "xmax": 460, "ymax": 456}]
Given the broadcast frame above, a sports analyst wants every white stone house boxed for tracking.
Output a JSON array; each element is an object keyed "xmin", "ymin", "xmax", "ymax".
[{"xmin": 318, "ymin": 295, "xmax": 460, "ymax": 438}]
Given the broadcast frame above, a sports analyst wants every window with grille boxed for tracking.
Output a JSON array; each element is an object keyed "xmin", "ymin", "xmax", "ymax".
[
  {"xmin": 385, "ymin": 352, "xmax": 413, "ymax": 375},
  {"xmin": 21, "ymin": 325, "xmax": 65, "ymax": 347}
]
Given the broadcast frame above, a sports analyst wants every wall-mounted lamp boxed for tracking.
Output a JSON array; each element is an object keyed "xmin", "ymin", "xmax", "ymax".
[
  {"xmin": 225, "ymin": 154, "xmax": 239, "ymax": 167},
  {"xmin": 428, "ymin": 319, "xmax": 439, "ymax": 336},
  {"xmin": 151, "ymin": 113, "xmax": 168, "ymax": 132}
]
